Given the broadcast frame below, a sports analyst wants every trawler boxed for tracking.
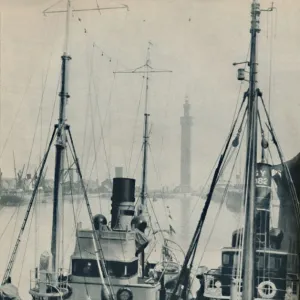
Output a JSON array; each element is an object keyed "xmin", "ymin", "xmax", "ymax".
[
  {"xmin": 0, "ymin": 1, "xmax": 182, "ymax": 299},
  {"xmin": 168, "ymin": 1, "xmax": 300, "ymax": 300}
]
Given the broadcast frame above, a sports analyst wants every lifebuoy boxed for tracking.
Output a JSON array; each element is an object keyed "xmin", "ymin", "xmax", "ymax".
[
  {"xmin": 116, "ymin": 288, "xmax": 133, "ymax": 300},
  {"xmin": 257, "ymin": 281, "xmax": 277, "ymax": 299}
]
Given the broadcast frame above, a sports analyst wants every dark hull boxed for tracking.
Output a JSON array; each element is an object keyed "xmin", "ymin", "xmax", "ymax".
[
  {"xmin": 0, "ymin": 192, "xmax": 25, "ymax": 206},
  {"xmin": 273, "ymin": 153, "xmax": 300, "ymax": 273}
]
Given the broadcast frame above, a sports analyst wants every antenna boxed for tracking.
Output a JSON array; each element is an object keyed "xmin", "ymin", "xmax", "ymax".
[
  {"xmin": 43, "ymin": 1, "xmax": 128, "ymax": 54},
  {"xmin": 43, "ymin": 5, "xmax": 129, "ymax": 15},
  {"xmin": 1, "ymin": 2, "xmax": 128, "ymax": 296},
  {"xmin": 114, "ymin": 42, "xmax": 172, "ymax": 215},
  {"xmin": 237, "ymin": 2, "xmax": 276, "ymax": 300},
  {"xmin": 114, "ymin": 42, "xmax": 172, "ymax": 279}
]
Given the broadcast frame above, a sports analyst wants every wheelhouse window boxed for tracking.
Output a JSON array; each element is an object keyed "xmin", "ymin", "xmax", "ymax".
[
  {"xmin": 222, "ymin": 253, "xmax": 230, "ymax": 265},
  {"xmin": 268, "ymin": 256, "xmax": 282, "ymax": 269},
  {"xmin": 72, "ymin": 259, "xmax": 99, "ymax": 277},
  {"xmin": 72, "ymin": 259, "xmax": 138, "ymax": 278},
  {"xmin": 221, "ymin": 251, "xmax": 286, "ymax": 273}
]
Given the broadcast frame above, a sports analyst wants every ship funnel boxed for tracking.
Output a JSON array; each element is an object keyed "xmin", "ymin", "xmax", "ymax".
[
  {"xmin": 111, "ymin": 177, "xmax": 135, "ymax": 230},
  {"xmin": 255, "ymin": 162, "xmax": 272, "ymax": 248}
]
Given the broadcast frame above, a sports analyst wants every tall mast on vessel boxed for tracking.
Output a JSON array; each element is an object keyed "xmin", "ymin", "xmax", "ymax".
[
  {"xmin": 241, "ymin": 1, "xmax": 260, "ymax": 298},
  {"xmin": 50, "ymin": 0, "xmax": 71, "ymax": 275},
  {"xmin": 140, "ymin": 46, "xmax": 151, "ymax": 213},
  {"xmin": 1, "ymin": 1, "xmax": 128, "ymax": 286},
  {"xmin": 47, "ymin": 0, "xmax": 128, "ymax": 276},
  {"xmin": 114, "ymin": 43, "xmax": 172, "ymax": 215},
  {"xmin": 241, "ymin": 2, "xmax": 276, "ymax": 297}
]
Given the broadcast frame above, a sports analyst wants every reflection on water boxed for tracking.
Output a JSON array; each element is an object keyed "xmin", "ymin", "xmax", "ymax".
[{"xmin": 0, "ymin": 194, "xmax": 238, "ymax": 299}]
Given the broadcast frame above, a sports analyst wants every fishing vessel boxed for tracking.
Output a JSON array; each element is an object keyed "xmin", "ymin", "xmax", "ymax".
[
  {"xmin": 168, "ymin": 1, "xmax": 300, "ymax": 300},
  {"xmin": 0, "ymin": 162, "xmax": 27, "ymax": 206},
  {"xmin": 0, "ymin": 1, "xmax": 182, "ymax": 299}
]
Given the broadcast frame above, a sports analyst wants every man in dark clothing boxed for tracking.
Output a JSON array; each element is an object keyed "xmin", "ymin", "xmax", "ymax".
[{"xmin": 195, "ymin": 274, "xmax": 205, "ymax": 300}]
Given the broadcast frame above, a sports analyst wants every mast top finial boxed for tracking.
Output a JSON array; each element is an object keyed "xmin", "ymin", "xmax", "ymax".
[
  {"xmin": 184, "ymin": 94, "xmax": 189, "ymax": 104},
  {"xmin": 183, "ymin": 96, "xmax": 190, "ymax": 116}
]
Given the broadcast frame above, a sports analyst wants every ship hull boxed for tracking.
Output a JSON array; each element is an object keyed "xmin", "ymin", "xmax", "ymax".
[
  {"xmin": 0, "ymin": 193, "xmax": 25, "ymax": 206},
  {"xmin": 273, "ymin": 152, "xmax": 300, "ymax": 275}
]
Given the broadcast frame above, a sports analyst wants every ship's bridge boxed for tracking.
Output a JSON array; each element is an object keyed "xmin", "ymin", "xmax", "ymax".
[
  {"xmin": 71, "ymin": 226, "xmax": 139, "ymax": 283},
  {"xmin": 68, "ymin": 177, "xmax": 164, "ymax": 300}
]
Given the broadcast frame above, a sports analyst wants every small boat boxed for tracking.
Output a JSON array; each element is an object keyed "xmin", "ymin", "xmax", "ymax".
[
  {"xmin": 0, "ymin": 189, "xmax": 24, "ymax": 206},
  {"xmin": 0, "ymin": 165, "xmax": 26, "ymax": 206}
]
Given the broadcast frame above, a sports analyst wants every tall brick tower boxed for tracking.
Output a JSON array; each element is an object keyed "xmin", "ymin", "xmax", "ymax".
[{"xmin": 180, "ymin": 96, "xmax": 193, "ymax": 193}]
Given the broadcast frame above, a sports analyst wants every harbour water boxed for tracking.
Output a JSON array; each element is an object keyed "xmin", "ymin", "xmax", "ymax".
[{"xmin": 0, "ymin": 194, "xmax": 240, "ymax": 299}]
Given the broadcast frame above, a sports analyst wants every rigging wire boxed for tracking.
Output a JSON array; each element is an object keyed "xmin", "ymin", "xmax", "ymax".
[
  {"xmin": 1, "ymin": 126, "xmax": 57, "ymax": 284},
  {"xmin": 82, "ymin": 48, "xmax": 117, "ymax": 184},
  {"xmin": 23, "ymin": 46, "xmax": 55, "ymax": 190},
  {"xmin": 17, "ymin": 203, "xmax": 35, "ymax": 287},
  {"xmin": 0, "ymin": 5, "xmax": 127, "ymax": 295},
  {"xmin": 0, "ymin": 12, "xmax": 57, "ymax": 161},
  {"xmin": 75, "ymin": 64, "xmax": 119, "ymax": 224},
  {"xmin": 0, "ymin": 206, "xmax": 19, "ymax": 241},
  {"xmin": 65, "ymin": 36, "xmax": 113, "ymax": 223},
  {"xmin": 87, "ymin": 46, "xmax": 103, "ymax": 199},
  {"xmin": 260, "ymin": 95, "xmax": 300, "ymax": 230},
  {"xmin": 67, "ymin": 128, "xmax": 115, "ymax": 298},
  {"xmin": 75, "ymin": 5, "xmax": 130, "ymax": 178},
  {"xmin": 186, "ymin": 42, "xmax": 250, "ymax": 216},
  {"xmin": 65, "ymin": 147, "xmax": 92, "ymax": 298},
  {"xmin": 187, "ymin": 89, "xmax": 247, "ymax": 221},
  {"xmin": 91, "ymin": 57, "xmax": 113, "ymax": 181},
  {"xmin": 190, "ymin": 120, "xmax": 247, "ymax": 288},
  {"xmin": 127, "ymin": 76, "xmax": 146, "ymax": 176},
  {"xmin": 5, "ymin": 204, "xmax": 22, "ymax": 264},
  {"xmin": 73, "ymin": 4, "xmax": 129, "ymax": 176},
  {"xmin": 170, "ymin": 95, "xmax": 247, "ymax": 299},
  {"xmin": 70, "ymin": 6, "xmax": 129, "ymax": 223},
  {"xmin": 154, "ymin": 72, "xmax": 173, "ymax": 181},
  {"xmin": 148, "ymin": 144, "xmax": 175, "ymax": 238},
  {"xmin": 0, "ymin": 68, "xmax": 35, "ymax": 159},
  {"xmin": 43, "ymin": 75, "xmax": 61, "ymax": 155},
  {"xmin": 132, "ymin": 144, "xmax": 144, "ymax": 178},
  {"xmin": 266, "ymin": 7, "xmax": 275, "ymax": 142}
]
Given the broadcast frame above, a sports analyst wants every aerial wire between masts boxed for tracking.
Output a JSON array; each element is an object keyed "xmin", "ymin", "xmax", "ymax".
[
  {"xmin": 44, "ymin": 1, "xmax": 128, "ymax": 298},
  {"xmin": 236, "ymin": 2, "xmax": 275, "ymax": 300}
]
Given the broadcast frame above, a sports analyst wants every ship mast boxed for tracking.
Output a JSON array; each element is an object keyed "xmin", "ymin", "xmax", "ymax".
[
  {"xmin": 1, "ymin": 1, "xmax": 128, "ymax": 288},
  {"xmin": 140, "ymin": 45, "xmax": 151, "ymax": 213},
  {"xmin": 114, "ymin": 43, "xmax": 172, "ymax": 215},
  {"xmin": 241, "ymin": 1, "xmax": 260, "ymax": 299},
  {"xmin": 50, "ymin": 0, "xmax": 71, "ymax": 275}
]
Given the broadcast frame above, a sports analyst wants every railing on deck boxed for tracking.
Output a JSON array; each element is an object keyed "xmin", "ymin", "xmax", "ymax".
[
  {"xmin": 203, "ymin": 270, "xmax": 228, "ymax": 299},
  {"xmin": 286, "ymin": 275, "xmax": 299, "ymax": 300},
  {"xmin": 29, "ymin": 268, "xmax": 70, "ymax": 298},
  {"xmin": 203, "ymin": 271, "xmax": 299, "ymax": 300}
]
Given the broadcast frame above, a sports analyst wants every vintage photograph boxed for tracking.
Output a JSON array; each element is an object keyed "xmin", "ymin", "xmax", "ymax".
[{"xmin": 0, "ymin": 0, "xmax": 299, "ymax": 299}]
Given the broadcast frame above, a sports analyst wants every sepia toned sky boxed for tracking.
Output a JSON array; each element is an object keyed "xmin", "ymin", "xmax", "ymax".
[{"xmin": 0, "ymin": 0, "xmax": 299, "ymax": 189}]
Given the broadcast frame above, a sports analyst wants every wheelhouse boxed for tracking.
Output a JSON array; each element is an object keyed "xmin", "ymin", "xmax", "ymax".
[{"xmin": 203, "ymin": 247, "xmax": 295, "ymax": 300}]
